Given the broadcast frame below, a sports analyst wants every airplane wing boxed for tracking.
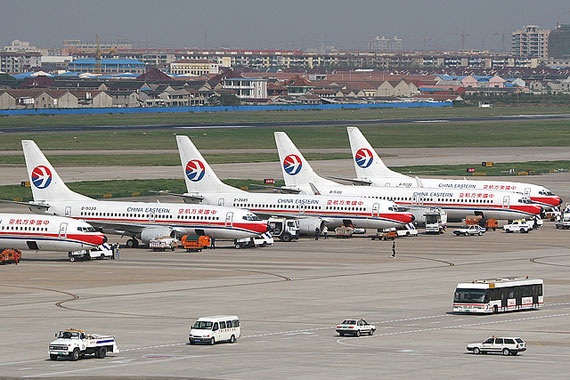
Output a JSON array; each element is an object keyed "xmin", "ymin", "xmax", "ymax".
[
  {"xmin": 0, "ymin": 199, "xmax": 51, "ymax": 209},
  {"xmin": 247, "ymin": 184, "xmax": 302, "ymax": 194},
  {"xmin": 158, "ymin": 191, "xmax": 204, "ymax": 204},
  {"xmin": 88, "ymin": 220, "xmax": 153, "ymax": 236},
  {"xmin": 327, "ymin": 176, "xmax": 372, "ymax": 186}
]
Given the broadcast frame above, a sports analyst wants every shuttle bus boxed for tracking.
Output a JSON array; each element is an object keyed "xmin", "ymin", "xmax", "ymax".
[{"xmin": 453, "ymin": 277, "xmax": 543, "ymax": 314}]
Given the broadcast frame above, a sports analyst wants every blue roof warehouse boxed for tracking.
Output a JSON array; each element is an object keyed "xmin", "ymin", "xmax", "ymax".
[{"xmin": 67, "ymin": 59, "xmax": 145, "ymax": 74}]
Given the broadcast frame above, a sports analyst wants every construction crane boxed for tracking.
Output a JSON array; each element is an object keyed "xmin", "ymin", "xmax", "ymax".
[
  {"xmin": 447, "ymin": 32, "xmax": 469, "ymax": 50},
  {"xmin": 405, "ymin": 35, "xmax": 432, "ymax": 51},
  {"xmin": 95, "ymin": 34, "xmax": 102, "ymax": 74},
  {"xmin": 493, "ymin": 32, "xmax": 506, "ymax": 52}
]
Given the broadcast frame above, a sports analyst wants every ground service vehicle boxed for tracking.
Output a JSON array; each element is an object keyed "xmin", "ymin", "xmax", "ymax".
[
  {"xmin": 397, "ymin": 223, "xmax": 418, "ymax": 237},
  {"xmin": 480, "ymin": 218, "xmax": 498, "ymax": 231},
  {"xmin": 336, "ymin": 319, "xmax": 376, "ymax": 336},
  {"xmin": 149, "ymin": 237, "xmax": 178, "ymax": 251},
  {"xmin": 0, "ymin": 248, "xmax": 21, "ymax": 264},
  {"xmin": 235, "ymin": 232, "xmax": 274, "ymax": 248},
  {"xmin": 49, "ymin": 329, "xmax": 118, "ymax": 361},
  {"xmin": 503, "ymin": 220, "xmax": 532, "ymax": 233},
  {"xmin": 467, "ymin": 336, "xmax": 526, "ymax": 356},
  {"xmin": 68, "ymin": 244, "xmax": 115, "ymax": 262},
  {"xmin": 180, "ymin": 235, "xmax": 210, "ymax": 252},
  {"xmin": 268, "ymin": 217, "xmax": 299, "ymax": 242},
  {"xmin": 189, "ymin": 315, "xmax": 240, "ymax": 345},
  {"xmin": 335, "ymin": 225, "xmax": 354, "ymax": 238},
  {"xmin": 453, "ymin": 225, "xmax": 486, "ymax": 236},
  {"xmin": 425, "ymin": 209, "xmax": 447, "ymax": 234},
  {"xmin": 555, "ymin": 214, "xmax": 570, "ymax": 229},
  {"xmin": 453, "ymin": 277, "xmax": 543, "ymax": 314}
]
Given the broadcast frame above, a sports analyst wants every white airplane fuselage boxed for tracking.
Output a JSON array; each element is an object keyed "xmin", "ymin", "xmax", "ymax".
[
  {"xmin": 196, "ymin": 192, "xmax": 414, "ymax": 229},
  {"xmin": 0, "ymin": 213, "xmax": 105, "ymax": 252},
  {"xmin": 32, "ymin": 200, "xmax": 268, "ymax": 241}
]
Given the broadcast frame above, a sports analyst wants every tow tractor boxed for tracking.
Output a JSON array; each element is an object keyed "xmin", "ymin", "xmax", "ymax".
[{"xmin": 49, "ymin": 329, "xmax": 118, "ymax": 361}]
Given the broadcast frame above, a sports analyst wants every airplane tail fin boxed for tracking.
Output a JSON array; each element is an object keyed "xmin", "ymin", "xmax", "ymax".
[
  {"xmin": 274, "ymin": 132, "xmax": 338, "ymax": 188},
  {"xmin": 176, "ymin": 135, "xmax": 242, "ymax": 194},
  {"xmin": 22, "ymin": 140, "xmax": 89, "ymax": 202},
  {"xmin": 346, "ymin": 127, "xmax": 407, "ymax": 180}
]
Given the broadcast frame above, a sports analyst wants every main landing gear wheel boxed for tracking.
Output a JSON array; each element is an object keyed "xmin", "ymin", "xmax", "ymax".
[{"xmin": 126, "ymin": 238, "xmax": 139, "ymax": 248}]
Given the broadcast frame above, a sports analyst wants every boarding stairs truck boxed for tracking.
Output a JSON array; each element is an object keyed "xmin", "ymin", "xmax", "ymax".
[
  {"xmin": 49, "ymin": 329, "xmax": 118, "ymax": 361},
  {"xmin": 424, "ymin": 208, "xmax": 447, "ymax": 234}
]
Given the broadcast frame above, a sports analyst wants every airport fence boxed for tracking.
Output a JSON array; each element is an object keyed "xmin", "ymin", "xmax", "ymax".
[{"xmin": 0, "ymin": 101, "xmax": 452, "ymax": 116}]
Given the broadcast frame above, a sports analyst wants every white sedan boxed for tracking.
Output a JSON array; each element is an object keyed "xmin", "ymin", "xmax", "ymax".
[
  {"xmin": 336, "ymin": 319, "xmax": 376, "ymax": 337},
  {"xmin": 453, "ymin": 225, "xmax": 486, "ymax": 236}
]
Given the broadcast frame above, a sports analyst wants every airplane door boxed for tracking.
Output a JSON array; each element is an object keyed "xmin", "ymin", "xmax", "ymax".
[
  {"xmin": 65, "ymin": 206, "xmax": 71, "ymax": 217},
  {"xmin": 58, "ymin": 222, "xmax": 68, "ymax": 239},
  {"xmin": 372, "ymin": 203, "xmax": 380, "ymax": 217},
  {"xmin": 149, "ymin": 212, "xmax": 156, "ymax": 222},
  {"xmin": 218, "ymin": 198, "xmax": 225, "ymax": 206},
  {"xmin": 298, "ymin": 203, "xmax": 306, "ymax": 214},
  {"xmin": 225, "ymin": 212, "xmax": 233, "ymax": 227},
  {"xmin": 502, "ymin": 196, "xmax": 510, "ymax": 209},
  {"xmin": 524, "ymin": 187, "xmax": 531, "ymax": 197}
]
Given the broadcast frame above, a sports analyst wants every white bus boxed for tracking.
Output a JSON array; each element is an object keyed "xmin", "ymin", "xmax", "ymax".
[{"xmin": 453, "ymin": 277, "xmax": 543, "ymax": 314}]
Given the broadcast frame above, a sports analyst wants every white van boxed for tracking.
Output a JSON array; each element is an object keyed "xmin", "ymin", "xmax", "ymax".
[{"xmin": 189, "ymin": 315, "xmax": 240, "ymax": 345}]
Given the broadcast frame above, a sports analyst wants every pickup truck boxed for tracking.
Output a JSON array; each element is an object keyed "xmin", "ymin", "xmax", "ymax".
[
  {"xmin": 503, "ymin": 220, "xmax": 532, "ymax": 233},
  {"xmin": 453, "ymin": 225, "xmax": 486, "ymax": 236},
  {"xmin": 49, "ymin": 329, "xmax": 118, "ymax": 361},
  {"xmin": 235, "ymin": 232, "xmax": 274, "ymax": 248}
]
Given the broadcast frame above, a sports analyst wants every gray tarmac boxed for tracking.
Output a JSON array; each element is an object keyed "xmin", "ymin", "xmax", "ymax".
[{"xmin": 0, "ymin": 223, "xmax": 569, "ymax": 379}]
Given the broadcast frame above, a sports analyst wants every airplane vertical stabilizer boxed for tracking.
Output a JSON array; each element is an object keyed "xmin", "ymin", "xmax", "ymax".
[
  {"xmin": 22, "ymin": 140, "xmax": 90, "ymax": 202},
  {"xmin": 274, "ymin": 132, "xmax": 338, "ymax": 188},
  {"xmin": 347, "ymin": 127, "xmax": 408, "ymax": 180},
  {"xmin": 176, "ymin": 135, "xmax": 243, "ymax": 194}
]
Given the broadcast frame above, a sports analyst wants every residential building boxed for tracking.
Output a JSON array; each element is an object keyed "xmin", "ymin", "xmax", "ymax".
[
  {"xmin": 4, "ymin": 40, "xmax": 40, "ymax": 52},
  {"xmin": 512, "ymin": 25, "xmax": 550, "ymax": 58},
  {"xmin": 548, "ymin": 24, "xmax": 570, "ymax": 59},
  {"xmin": 169, "ymin": 60, "xmax": 219, "ymax": 76},
  {"xmin": 67, "ymin": 59, "xmax": 146, "ymax": 74},
  {"xmin": 62, "ymin": 39, "xmax": 132, "ymax": 55},
  {"xmin": 368, "ymin": 36, "xmax": 403, "ymax": 51},
  {"xmin": 0, "ymin": 52, "xmax": 42, "ymax": 73},
  {"xmin": 221, "ymin": 77, "xmax": 267, "ymax": 99}
]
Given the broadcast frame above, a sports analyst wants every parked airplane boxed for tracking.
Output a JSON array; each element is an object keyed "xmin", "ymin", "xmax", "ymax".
[
  {"xmin": 345, "ymin": 127, "xmax": 562, "ymax": 208},
  {"xmin": 20, "ymin": 140, "xmax": 268, "ymax": 248},
  {"xmin": 0, "ymin": 213, "xmax": 105, "ymax": 252},
  {"xmin": 170, "ymin": 135, "xmax": 414, "ymax": 234},
  {"xmin": 274, "ymin": 132, "xmax": 542, "ymax": 223}
]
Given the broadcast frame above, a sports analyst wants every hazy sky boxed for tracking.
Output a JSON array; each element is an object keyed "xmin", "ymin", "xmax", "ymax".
[{"xmin": 2, "ymin": 0, "xmax": 569, "ymax": 51}]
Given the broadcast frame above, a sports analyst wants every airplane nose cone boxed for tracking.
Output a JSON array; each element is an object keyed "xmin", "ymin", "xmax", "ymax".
[
  {"xmin": 410, "ymin": 214, "xmax": 416, "ymax": 222},
  {"xmin": 556, "ymin": 197, "xmax": 563, "ymax": 206},
  {"xmin": 103, "ymin": 235, "xmax": 108, "ymax": 244}
]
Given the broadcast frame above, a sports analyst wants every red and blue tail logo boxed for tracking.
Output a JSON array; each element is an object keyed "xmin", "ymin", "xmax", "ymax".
[
  {"xmin": 283, "ymin": 154, "xmax": 302, "ymax": 176},
  {"xmin": 31, "ymin": 165, "xmax": 53, "ymax": 189},
  {"xmin": 355, "ymin": 148, "xmax": 373, "ymax": 168},
  {"xmin": 185, "ymin": 160, "xmax": 206, "ymax": 182}
]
